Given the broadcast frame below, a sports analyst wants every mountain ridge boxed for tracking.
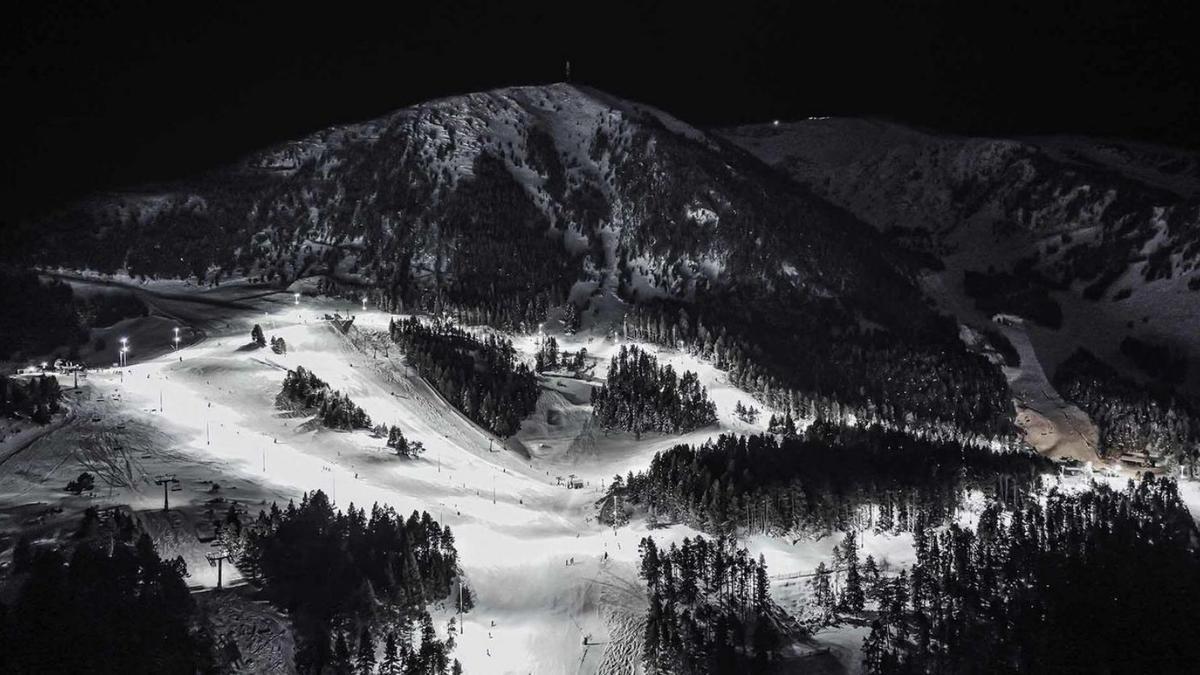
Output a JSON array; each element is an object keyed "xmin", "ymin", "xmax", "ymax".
[
  {"xmin": 9, "ymin": 83, "xmax": 1016, "ymax": 440},
  {"xmin": 721, "ymin": 116, "xmax": 1200, "ymax": 396}
]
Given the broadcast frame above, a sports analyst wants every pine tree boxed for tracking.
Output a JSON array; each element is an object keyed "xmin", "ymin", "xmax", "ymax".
[
  {"xmin": 840, "ymin": 532, "xmax": 864, "ymax": 613},
  {"xmin": 811, "ymin": 562, "xmax": 835, "ymax": 612},
  {"xmin": 639, "ymin": 538, "xmax": 662, "ymax": 591},
  {"xmin": 355, "ymin": 626, "xmax": 376, "ymax": 674},
  {"xmin": 381, "ymin": 631, "xmax": 400, "ymax": 675},
  {"xmin": 754, "ymin": 553, "xmax": 770, "ymax": 614},
  {"xmin": 863, "ymin": 554, "xmax": 883, "ymax": 605},
  {"xmin": 251, "ymin": 324, "xmax": 266, "ymax": 347},
  {"xmin": 332, "ymin": 630, "xmax": 352, "ymax": 674}
]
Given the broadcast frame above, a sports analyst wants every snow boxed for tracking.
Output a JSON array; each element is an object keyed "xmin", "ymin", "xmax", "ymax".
[
  {"xmin": 5, "ymin": 277, "xmax": 1129, "ymax": 672},
  {"xmin": 722, "ymin": 117, "xmax": 1200, "ymax": 396},
  {"xmin": 0, "ymin": 280, "xmax": 806, "ymax": 673}
]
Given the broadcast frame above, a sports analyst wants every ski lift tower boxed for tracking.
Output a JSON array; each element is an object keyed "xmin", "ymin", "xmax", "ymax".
[
  {"xmin": 206, "ymin": 548, "xmax": 232, "ymax": 590},
  {"xmin": 153, "ymin": 474, "xmax": 180, "ymax": 512}
]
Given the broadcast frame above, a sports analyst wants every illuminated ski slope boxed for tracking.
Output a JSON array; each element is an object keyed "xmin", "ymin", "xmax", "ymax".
[{"xmin": 26, "ymin": 285, "xmax": 917, "ymax": 673}]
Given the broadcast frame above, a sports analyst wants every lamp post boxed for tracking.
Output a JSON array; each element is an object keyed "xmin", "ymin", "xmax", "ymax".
[
  {"xmin": 173, "ymin": 327, "xmax": 180, "ymax": 351},
  {"xmin": 119, "ymin": 337, "xmax": 128, "ymax": 367},
  {"xmin": 294, "ymin": 292, "xmax": 300, "ymax": 306},
  {"xmin": 362, "ymin": 296, "xmax": 368, "ymax": 311}
]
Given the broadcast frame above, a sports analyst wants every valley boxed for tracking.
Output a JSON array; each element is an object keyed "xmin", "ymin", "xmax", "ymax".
[{"xmin": 4, "ymin": 82, "xmax": 1200, "ymax": 674}]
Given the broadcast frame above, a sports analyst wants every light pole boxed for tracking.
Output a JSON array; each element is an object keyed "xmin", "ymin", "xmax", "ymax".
[
  {"xmin": 362, "ymin": 296, "xmax": 368, "ymax": 311},
  {"xmin": 294, "ymin": 292, "xmax": 300, "ymax": 306},
  {"xmin": 173, "ymin": 327, "xmax": 180, "ymax": 351},
  {"xmin": 119, "ymin": 337, "xmax": 128, "ymax": 367}
]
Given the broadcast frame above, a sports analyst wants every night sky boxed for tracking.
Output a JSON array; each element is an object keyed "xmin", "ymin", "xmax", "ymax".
[{"xmin": 4, "ymin": 0, "xmax": 1197, "ymax": 219}]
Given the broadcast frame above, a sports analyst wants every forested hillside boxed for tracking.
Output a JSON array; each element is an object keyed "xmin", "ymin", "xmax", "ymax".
[
  {"xmin": 0, "ymin": 510, "xmax": 210, "ymax": 673},
  {"xmin": 610, "ymin": 423, "xmax": 1047, "ymax": 536},
  {"xmin": 388, "ymin": 317, "xmax": 537, "ymax": 437},
  {"xmin": 624, "ymin": 298, "xmax": 1016, "ymax": 442},
  {"xmin": 639, "ymin": 536, "xmax": 782, "ymax": 674},
  {"xmin": 1054, "ymin": 349, "xmax": 1200, "ymax": 466},
  {"xmin": 861, "ymin": 476, "xmax": 1200, "ymax": 673},
  {"xmin": 0, "ymin": 374, "xmax": 62, "ymax": 424},
  {"xmin": 230, "ymin": 491, "xmax": 464, "ymax": 674},
  {"xmin": 8, "ymin": 85, "xmax": 1020, "ymax": 440},
  {"xmin": 592, "ymin": 345, "xmax": 716, "ymax": 435},
  {"xmin": 723, "ymin": 118, "xmax": 1200, "ymax": 395}
]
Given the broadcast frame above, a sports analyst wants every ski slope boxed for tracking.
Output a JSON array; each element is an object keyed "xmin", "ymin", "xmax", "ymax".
[{"xmin": 0, "ymin": 283, "xmax": 926, "ymax": 673}]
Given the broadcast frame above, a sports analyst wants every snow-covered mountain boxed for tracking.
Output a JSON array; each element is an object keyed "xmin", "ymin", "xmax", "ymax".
[
  {"xmin": 722, "ymin": 118, "xmax": 1200, "ymax": 394},
  {"xmin": 15, "ymin": 85, "xmax": 1022, "ymax": 440},
  {"xmin": 27, "ymin": 85, "xmax": 914, "ymax": 323}
]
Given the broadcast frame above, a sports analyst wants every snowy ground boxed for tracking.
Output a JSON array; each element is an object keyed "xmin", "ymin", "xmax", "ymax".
[
  {"xmin": 923, "ymin": 270, "xmax": 1104, "ymax": 465},
  {"xmin": 0, "ymin": 278, "xmax": 1101, "ymax": 674},
  {"xmin": 991, "ymin": 317, "xmax": 1102, "ymax": 463}
]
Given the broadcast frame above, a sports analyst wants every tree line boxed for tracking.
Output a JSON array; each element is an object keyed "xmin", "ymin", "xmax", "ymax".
[
  {"xmin": 632, "ymin": 475, "xmax": 1200, "ymax": 673},
  {"xmin": 859, "ymin": 475, "xmax": 1200, "ymax": 673},
  {"xmin": 0, "ymin": 374, "xmax": 62, "ymax": 424},
  {"xmin": 276, "ymin": 366, "xmax": 372, "ymax": 431},
  {"xmin": 639, "ymin": 535, "xmax": 781, "ymax": 674},
  {"xmin": 388, "ymin": 317, "xmax": 538, "ymax": 437},
  {"xmin": 1054, "ymin": 348, "xmax": 1200, "ymax": 469},
  {"xmin": 609, "ymin": 423, "xmax": 1048, "ymax": 537},
  {"xmin": 623, "ymin": 297, "xmax": 1017, "ymax": 445},
  {"xmin": 0, "ymin": 266, "xmax": 152, "ymax": 364},
  {"xmin": 229, "ymin": 491, "xmax": 467, "ymax": 674},
  {"xmin": 0, "ymin": 509, "xmax": 210, "ymax": 674},
  {"xmin": 592, "ymin": 345, "xmax": 717, "ymax": 436},
  {"xmin": 533, "ymin": 335, "xmax": 590, "ymax": 376},
  {"xmin": 0, "ymin": 266, "xmax": 88, "ymax": 362}
]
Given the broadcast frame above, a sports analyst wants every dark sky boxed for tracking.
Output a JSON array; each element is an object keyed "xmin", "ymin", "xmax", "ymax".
[{"xmin": 4, "ymin": 0, "xmax": 1197, "ymax": 219}]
